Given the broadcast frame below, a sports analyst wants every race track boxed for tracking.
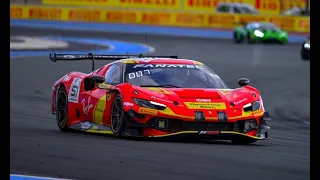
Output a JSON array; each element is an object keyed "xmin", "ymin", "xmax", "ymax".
[{"xmin": 10, "ymin": 27, "xmax": 310, "ymax": 180}]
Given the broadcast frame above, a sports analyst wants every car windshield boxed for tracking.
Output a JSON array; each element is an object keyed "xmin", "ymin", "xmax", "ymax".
[
  {"xmin": 241, "ymin": 5, "xmax": 258, "ymax": 14},
  {"xmin": 125, "ymin": 63, "xmax": 228, "ymax": 89},
  {"xmin": 249, "ymin": 23, "xmax": 279, "ymax": 30}
]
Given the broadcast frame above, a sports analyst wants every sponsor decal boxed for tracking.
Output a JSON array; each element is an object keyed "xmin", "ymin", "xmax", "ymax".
[
  {"xmin": 175, "ymin": 13, "xmax": 205, "ymax": 26},
  {"xmin": 255, "ymin": 0, "xmax": 280, "ymax": 14},
  {"xmin": 10, "ymin": 7, "xmax": 23, "ymax": 18},
  {"xmin": 80, "ymin": 121, "xmax": 91, "ymax": 130},
  {"xmin": 123, "ymin": 102, "xmax": 134, "ymax": 107},
  {"xmin": 133, "ymin": 64, "xmax": 202, "ymax": 69},
  {"xmin": 68, "ymin": 9, "xmax": 101, "ymax": 22},
  {"xmin": 119, "ymin": 0, "xmax": 179, "ymax": 9},
  {"xmin": 281, "ymin": 0, "xmax": 306, "ymax": 10},
  {"xmin": 68, "ymin": 78, "xmax": 82, "ymax": 103},
  {"xmin": 139, "ymin": 107, "xmax": 157, "ymax": 115},
  {"xmin": 106, "ymin": 11, "xmax": 137, "ymax": 23},
  {"xmin": 141, "ymin": 12, "xmax": 171, "ymax": 25},
  {"xmin": 29, "ymin": 8, "xmax": 62, "ymax": 20},
  {"xmin": 81, "ymin": 96, "xmax": 93, "ymax": 115},
  {"xmin": 199, "ymin": 131, "xmax": 219, "ymax": 135},
  {"xmin": 269, "ymin": 16, "xmax": 294, "ymax": 30},
  {"xmin": 151, "ymin": 96, "xmax": 172, "ymax": 104},
  {"xmin": 43, "ymin": 0, "xmax": 112, "ymax": 6},
  {"xmin": 238, "ymin": 15, "xmax": 266, "ymax": 24},
  {"xmin": 184, "ymin": 102, "xmax": 226, "ymax": 110},
  {"xmin": 196, "ymin": 99, "xmax": 211, "ymax": 102},
  {"xmin": 93, "ymin": 94, "xmax": 107, "ymax": 125},
  {"xmin": 128, "ymin": 70, "xmax": 151, "ymax": 79},
  {"xmin": 208, "ymin": 14, "xmax": 235, "ymax": 28},
  {"xmin": 297, "ymin": 18, "xmax": 310, "ymax": 33},
  {"xmin": 233, "ymin": 98, "xmax": 248, "ymax": 105}
]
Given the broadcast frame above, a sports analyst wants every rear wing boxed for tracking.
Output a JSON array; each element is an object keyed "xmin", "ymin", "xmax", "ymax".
[{"xmin": 49, "ymin": 53, "xmax": 178, "ymax": 71}]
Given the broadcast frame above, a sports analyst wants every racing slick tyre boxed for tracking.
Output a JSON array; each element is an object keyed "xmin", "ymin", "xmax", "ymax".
[
  {"xmin": 233, "ymin": 32, "xmax": 244, "ymax": 43},
  {"xmin": 231, "ymin": 138, "xmax": 257, "ymax": 145},
  {"xmin": 56, "ymin": 85, "xmax": 69, "ymax": 132},
  {"xmin": 111, "ymin": 93, "xmax": 126, "ymax": 137},
  {"xmin": 300, "ymin": 48, "xmax": 309, "ymax": 61}
]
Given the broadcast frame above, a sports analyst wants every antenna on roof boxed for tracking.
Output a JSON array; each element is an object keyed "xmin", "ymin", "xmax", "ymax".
[{"xmin": 145, "ymin": 33, "xmax": 149, "ymax": 56}]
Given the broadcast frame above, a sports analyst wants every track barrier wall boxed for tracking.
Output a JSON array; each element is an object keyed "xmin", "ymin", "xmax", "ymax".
[{"xmin": 10, "ymin": 0, "xmax": 310, "ymax": 33}]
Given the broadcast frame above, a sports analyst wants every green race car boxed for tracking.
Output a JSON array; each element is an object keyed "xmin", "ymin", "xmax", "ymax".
[{"xmin": 233, "ymin": 22, "xmax": 288, "ymax": 44}]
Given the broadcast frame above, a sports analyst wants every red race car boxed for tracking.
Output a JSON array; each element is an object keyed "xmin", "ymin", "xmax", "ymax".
[{"xmin": 50, "ymin": 53, "xmax": 270, "ymax": 144}]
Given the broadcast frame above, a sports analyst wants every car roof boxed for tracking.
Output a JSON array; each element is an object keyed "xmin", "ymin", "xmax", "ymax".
[{"xmin": 114, "ymin": 58, "xmax": 204, "ymax": 65}]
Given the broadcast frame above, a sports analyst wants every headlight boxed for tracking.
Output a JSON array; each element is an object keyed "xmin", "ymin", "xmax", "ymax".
[
  {"xmin": 133, "ymin": 98, "xmax": 166, "ymax": 110},
  {"xmin": 243, "ymin": 101, "xmax": 261, "ymax": 112},
  {"xmin": 304, "ymin": 43, "xmax": 310, "ymax": 49},
  {"xmin": 254, "ymin": 30, "xmax": 264, "ymax": 37}
]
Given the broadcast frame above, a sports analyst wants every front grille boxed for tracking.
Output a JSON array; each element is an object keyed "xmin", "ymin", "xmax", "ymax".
[
  {"xmin": 146, "ymin": 118, "xmax": 258, "ymax": 133},
  {"xmin": 169, "ymin": 120, "xmax": 234, "ymax": 132},
  {"xmin": 147, "ymin": 118, "xmax": 237, "ymax": 133}
]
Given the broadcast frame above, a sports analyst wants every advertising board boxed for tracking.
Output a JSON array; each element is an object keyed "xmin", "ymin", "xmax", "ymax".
[{"xmin": 10, "ymin": 5, "xmax": 310, "ymax": 33}]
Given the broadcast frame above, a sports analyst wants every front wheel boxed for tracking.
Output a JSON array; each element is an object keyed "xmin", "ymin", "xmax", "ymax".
[
  {"xmin": 56, "ymin": 85, "xmax": 69, "ymax": 132},
  {"xmin": 111, "ymin": 93, "xmax": 126, "ymax": 137}
]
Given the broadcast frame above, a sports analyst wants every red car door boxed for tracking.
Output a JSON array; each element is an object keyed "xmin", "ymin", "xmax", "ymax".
[{"xmin": 81, "ymin": 62, "xmax": 123, "ymax": 127}]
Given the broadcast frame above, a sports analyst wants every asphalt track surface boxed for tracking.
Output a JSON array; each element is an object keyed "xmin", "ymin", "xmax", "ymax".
[{"xmin": 10, "ymin": 27, "xmax": 310, "ymax": 180}]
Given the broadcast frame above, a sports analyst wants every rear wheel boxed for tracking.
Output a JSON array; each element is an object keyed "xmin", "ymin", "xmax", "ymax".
[
  {"xmin": 56, "ymin": 85, "xmax": 69, "ymax": 132},
  {"xmin": 231, "ymin": 138, "xmax": 257, "ymax": 145},
  {"xmin": 111, "ymin": 93, "xmax": 126, "ymax": 137}
]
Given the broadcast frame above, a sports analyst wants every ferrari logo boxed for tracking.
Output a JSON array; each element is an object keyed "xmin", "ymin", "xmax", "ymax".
[{"xmin": 107, "ymin": 93, "xmax": 111, "ymax": 101}]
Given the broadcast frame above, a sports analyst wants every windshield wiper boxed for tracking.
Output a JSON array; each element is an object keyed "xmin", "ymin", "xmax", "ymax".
[{"xmin": 140, "ymin": 85, "xmax": 182, "ymax": 88}]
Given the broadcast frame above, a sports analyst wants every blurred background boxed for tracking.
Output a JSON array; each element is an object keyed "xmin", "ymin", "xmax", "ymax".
[
  {"xmin": 10, "ymin": 0, "xmax": 310, "ymax": 33},
  {"xmin": 10, "ymin": 1, "xmax": 310, "ymax": 180}
]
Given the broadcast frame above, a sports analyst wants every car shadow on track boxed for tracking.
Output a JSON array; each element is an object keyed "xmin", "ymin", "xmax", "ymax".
[{"xmin": 54, "ymin": 129, "xmax": 268, "ymax": 147}]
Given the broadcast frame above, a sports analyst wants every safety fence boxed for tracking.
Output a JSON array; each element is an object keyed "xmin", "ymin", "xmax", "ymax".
[
  {"xmin": 10, "ymin": 4, "xmax": 310, "ymax": 33},
  {"xmin": 11, "ymin": 0, "xmax": 310, "ymax": 14}
]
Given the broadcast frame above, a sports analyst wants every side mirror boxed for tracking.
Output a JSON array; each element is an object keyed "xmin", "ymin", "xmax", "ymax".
[
  {"xmin": 238, "ymin": 78, "xmax": 250, "ymax": 87},
  {"xmin": 84, "ymin": 75, "xmax": 105, "ymax": 91},
  {"xmin": 89, "ymin": 75, "xmax": 105, "ymax": 84}
]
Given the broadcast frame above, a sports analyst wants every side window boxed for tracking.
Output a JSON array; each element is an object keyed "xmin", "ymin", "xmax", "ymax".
[
  {"xmin": 217, "ymin": 5, "xmax": 230, "ymax": 13},
  {"xmin": 233, "ymin": 6, "xmax": 242, "ymax": 13},
  {"xmin": 104, "ymin": 63, "xmax": 122, "ymax": 84}
]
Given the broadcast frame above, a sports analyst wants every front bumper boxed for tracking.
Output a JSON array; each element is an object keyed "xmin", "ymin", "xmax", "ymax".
[{"xmin": 126, "ymin": 110, "xmax": 271, "ymax": 140}]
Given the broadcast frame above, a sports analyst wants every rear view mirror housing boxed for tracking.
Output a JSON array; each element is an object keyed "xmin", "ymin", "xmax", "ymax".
[
  {"xmin": 238, "ymin": 78, "xmax": 250, "ymax": 87},
  {"xmin": 84, "ymin": 75, "xmax": 105, "ymax": 91}
]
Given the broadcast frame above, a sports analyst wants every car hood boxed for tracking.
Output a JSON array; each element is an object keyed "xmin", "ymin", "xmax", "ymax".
[{"xmin": 134, "ymin": 86, "xmax": 259, "ymax": 110}]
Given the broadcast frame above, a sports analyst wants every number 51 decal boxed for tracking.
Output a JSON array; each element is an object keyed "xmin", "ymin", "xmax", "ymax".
[{"xmin": 68, "ymin": 78, "xmax": 82, "ymax": 103}]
